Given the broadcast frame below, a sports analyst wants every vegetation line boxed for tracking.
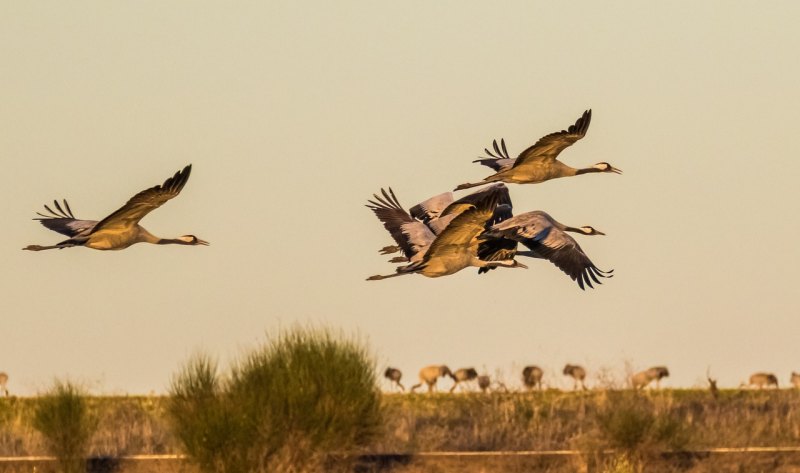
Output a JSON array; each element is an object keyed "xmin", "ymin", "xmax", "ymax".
[{"xmin": 5, "ymin": 446, "xmax": 800, "ymax": 463}]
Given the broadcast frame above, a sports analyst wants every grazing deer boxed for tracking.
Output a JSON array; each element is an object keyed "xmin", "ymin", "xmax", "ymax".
[
  {"xmin": 791, "ymin": 372, "xmax": 800, "ymax": 389},
  {"xmin": 522, "ymin": 365, "xmax": 544, "ymax": 390},
  {"xmin": 449, "ymin": 367, "xmax": 479, "ymax": 393},
  {"xmin": 384, "ymin": 367, "xmax": 405, "ymax": 392},
  {"xmin": 0, "ymin": 372, "xmax": 8, "ymax": 397},
  {"xmin": 630, "ymin": 366, "xmax": 670, "ymax": 389},
  {"xmin": 744, "ymin": 372, "xmax": 779, "ymax": 389},
  {"xmin": 410, "ymin": 365, "xmax": 454, "ymax": 393},
  {"xmin": 707, "ymin": 368, "xmax": 719, "ymax": 400},
  {"xmin": 563, "ymin": 364, "xmax": 588, "ymax": 390}
]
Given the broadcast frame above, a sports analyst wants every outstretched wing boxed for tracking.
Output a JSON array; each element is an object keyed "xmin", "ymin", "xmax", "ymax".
[
  {"xmin": 511, "ymin": 109, "xmax": 592, "ymax": 168},
  {"xmin": 441, "ymin": 183, "xmax": 512, "ymax": 219},
  {"xmin": 483, "ymin": 211, "xmax": 554, "ymax": 241},
  {"xmin": 473, "ymin": 138, "xmax": 516, "ymax": 172},
  {"xmin": 409, "ymin": 192, "xmax": 454, "ymax": 223},
  {"xmin": 33, "ymin": 199, "xmax": 98, "ymax": 237},
  {"xmin": 90, "ymin": 165, "xmax": 192, "ymax": 234},
  {"xmin": 521, "ymin": 235, "xmax": 611, "ymax": 290},
  {"xmin": 484, "ymin": 210, "xmax": 611, "ymax": 289},
  {"xmin": 366, "ymin": 188, "xmax": 435, "ymax": 260}
]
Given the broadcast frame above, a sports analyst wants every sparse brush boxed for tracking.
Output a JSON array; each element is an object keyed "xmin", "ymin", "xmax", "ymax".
[
  {"xmin": 31, "ymin": 380, "xmax": 98, "ymax": 473},
  {"xmin": 168, "ymin": 326, "xmax": 382, "ymax": 473}
]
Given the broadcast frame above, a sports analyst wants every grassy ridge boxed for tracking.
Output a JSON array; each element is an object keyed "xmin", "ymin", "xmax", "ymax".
[{"xmin": 2, "ymin": 389, "xmax": 800, "ymax": 459}]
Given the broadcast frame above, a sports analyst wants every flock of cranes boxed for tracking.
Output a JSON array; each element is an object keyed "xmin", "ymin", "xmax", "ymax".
[
  {"xmin": 382, "ymin": 365, "xmax": 800, "ymax": 393},
  {"xmin": 366, "ymin": 109, "xmax": 620, "ymax": 288}
]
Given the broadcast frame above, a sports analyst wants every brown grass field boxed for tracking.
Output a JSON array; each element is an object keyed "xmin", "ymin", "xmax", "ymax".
[{"xmin": 2, "ymin": 389, "xmax": 800, "ymax": 472}]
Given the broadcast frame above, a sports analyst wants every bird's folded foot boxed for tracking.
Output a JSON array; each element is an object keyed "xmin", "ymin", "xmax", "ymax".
[{"xmin": 22, "ymin": 245, "xmax": 43, "ymax": 251}]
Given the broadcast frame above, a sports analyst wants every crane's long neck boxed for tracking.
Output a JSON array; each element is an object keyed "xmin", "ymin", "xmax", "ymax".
[
  {"xmin": 157, "ymin": 237, "xmax": 193, "ymax": 245},
  {"xmin": 564, "ymin": 226, "xmax": 590, "ymax": 235},
  {"xmin": 137, "ymin": 227, "xmax": 191, "ymax": 245},
  {"xmin": 574, "ymin": 166, "xmax": 602, "ymax": 175}
]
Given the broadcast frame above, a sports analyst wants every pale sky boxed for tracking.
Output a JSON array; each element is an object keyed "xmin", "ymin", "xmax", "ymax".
[{"xmin": 2, "ymin": 2, "xmax": 799, "ymax": 395}]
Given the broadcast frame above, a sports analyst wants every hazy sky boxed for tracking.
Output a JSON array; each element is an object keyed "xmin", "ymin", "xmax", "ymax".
[{"xmin": 2, "ymin": 2, "xmax": 799, "ymax": 395}]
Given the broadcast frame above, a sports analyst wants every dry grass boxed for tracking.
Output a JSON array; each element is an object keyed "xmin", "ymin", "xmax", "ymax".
[
  {"xmin": 2, "ymin": 388, "xmax": 800, "ymax": 472},
  {"xmin": 0, "ymin": 395, "xmax": 177, "ymax": 457}
]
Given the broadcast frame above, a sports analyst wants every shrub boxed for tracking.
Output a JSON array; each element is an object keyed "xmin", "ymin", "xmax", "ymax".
[
  {"xmin": 592, "ymin": 391, "xmax": 690, "ymax": 471},
  {"xmin": 168, "ymin": 326, "xmax": 382, "ymax": 473},
  {"xmin": 31, "ymin": 380, "xmax": 98, "ymax": 473}
]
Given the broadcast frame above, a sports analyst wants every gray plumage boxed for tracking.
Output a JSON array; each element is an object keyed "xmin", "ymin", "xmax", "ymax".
[
  {"xmin": 369, "ymin": 184, "xmax": 513, "ymax": 261},
  {"xmin": 481, "ymin": 211, "xmax": 612, "ymax": 290},
  {"xmin": 367, "ymin": 185, "xmax": 526, "ymax": 280},
  {"xmin": 563, "ymin": 364, "xmax": 588, "ymax": 390},
  {"xmin": 522, "ymin": 365, "xmax": 544, "ymax": 390},
  {"xmin": 477, "ymin": 375, "xmax": 491, "ymax": 393},
  {"xmin": 449, "ymin": 367, "xmax": 479, "ymax": 393},
  {"xmin": 455, "ymin": 110, "xmax": 622, "ymax": 191},
  {"xmin": 384, "ymin": 367, "xmax": 405, "ymax": 392}
]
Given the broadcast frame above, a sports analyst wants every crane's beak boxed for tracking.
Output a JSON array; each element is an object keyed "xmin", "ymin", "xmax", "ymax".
[
  {"xmin": 197, "ymin": 239, "xmax": 210, "ymax": 246},
  {"xmin": 610, "ymin": 166, "xmax": 623, "ymax": 174},
  {"xmin": 595, "ymin": 230, "xmax": 606, "ymax": 236}
]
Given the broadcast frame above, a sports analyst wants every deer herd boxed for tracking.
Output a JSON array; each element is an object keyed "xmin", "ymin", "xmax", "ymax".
[{"xmin": 382, "ymin": 365, "xmax": 800, "ymax": 394}]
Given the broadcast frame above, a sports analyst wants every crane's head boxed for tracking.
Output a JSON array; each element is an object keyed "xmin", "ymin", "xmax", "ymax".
[
  {"xmin": 578, "ymin": 226, "xmax": 605, "ymax": 236},
  {"xmin": 593, "ymin": 162, "xmax": 623, "ymax": 174},
  {"xmin": 177, "ymin": 235, "xmax": 210, "ymax": 246}
]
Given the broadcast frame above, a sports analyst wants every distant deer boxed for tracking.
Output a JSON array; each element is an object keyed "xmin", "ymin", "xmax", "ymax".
[
  {"xmin": 477, "ymin": 375, "xmax": 491, "ymax": 393},
  {"xmin": 0, "ymin": 372, "xmax": 8, "ymax": 397},
  {"xmin": 706, "ymin": 368, "xmax": 719, "ymax": 400},
  {"xmin": 631, "ymin": 366, "xmax": 670, "ymax": 389},
  {"xmin": 522, "ymin": 365, "xmax": 544, "ymax": 390},
  {"xmin": 384, "ymin": 367, "xmax": 405, "ymax": 392},
  {"xmin": 563, "ymin": 364, "xmax": 588, "ymax": 390},
  {"xmin": 744, "ymin": 372, "xmax": 778, "ymax": 389},
  {"xmin": 410, "ymin": 365, "xmax": 454, "ymax": 393},
  {"xmin": 449, "ymin": 367, "xmax": 478, "ymax": 393},
  {"xmin": 791, "ymin": 372, "xmax": 800, "ymax": 389}
]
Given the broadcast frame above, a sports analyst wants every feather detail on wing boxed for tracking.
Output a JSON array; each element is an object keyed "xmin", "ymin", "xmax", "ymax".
[
  {"xmin": 423, "ymin": 205, "xmax": 493, "ymax": 261},
  {"xmin": 90, "ymin": 164, "xmax": 192, "ymax": 234},
  {"xmin": 512, "ymin": 109, "xmax": 592, "ymax": 168},
  {"xmin": 366, "ymin": 188, "xmax": 435, "ymax": 260},
  {"xmin": 441, "ymin": 183, "xmax": 512, "ymax": 218},
  {"xmin": 423, "ymin": 186, "xmax": 509, "ymax": 262},
  {"xmin": 33, "ymin": 199, "xmax": 97, "ymax": 237},
  {"xmin": 521, "ymin": 237, "xmax": 611, "ymax": 290},
  {"xmin": 473, "ymin": 138, "xmax": 516, "ymax": 172},
  {"xmin": 409, "ymin": 192, "xmax": 454, "ymax": 223}
]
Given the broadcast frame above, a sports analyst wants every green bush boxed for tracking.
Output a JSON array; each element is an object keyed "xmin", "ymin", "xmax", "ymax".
[
  {"xmin": 594, "ymin": 391, "xmax": 690, "ymax": 463},
  {"xmin": 31, "ymin": 380, "xmax": 98, "ymax": 473},
  {"xmin": 168, "ymin": 327, "xmax": 382, "ymax": 473}
]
